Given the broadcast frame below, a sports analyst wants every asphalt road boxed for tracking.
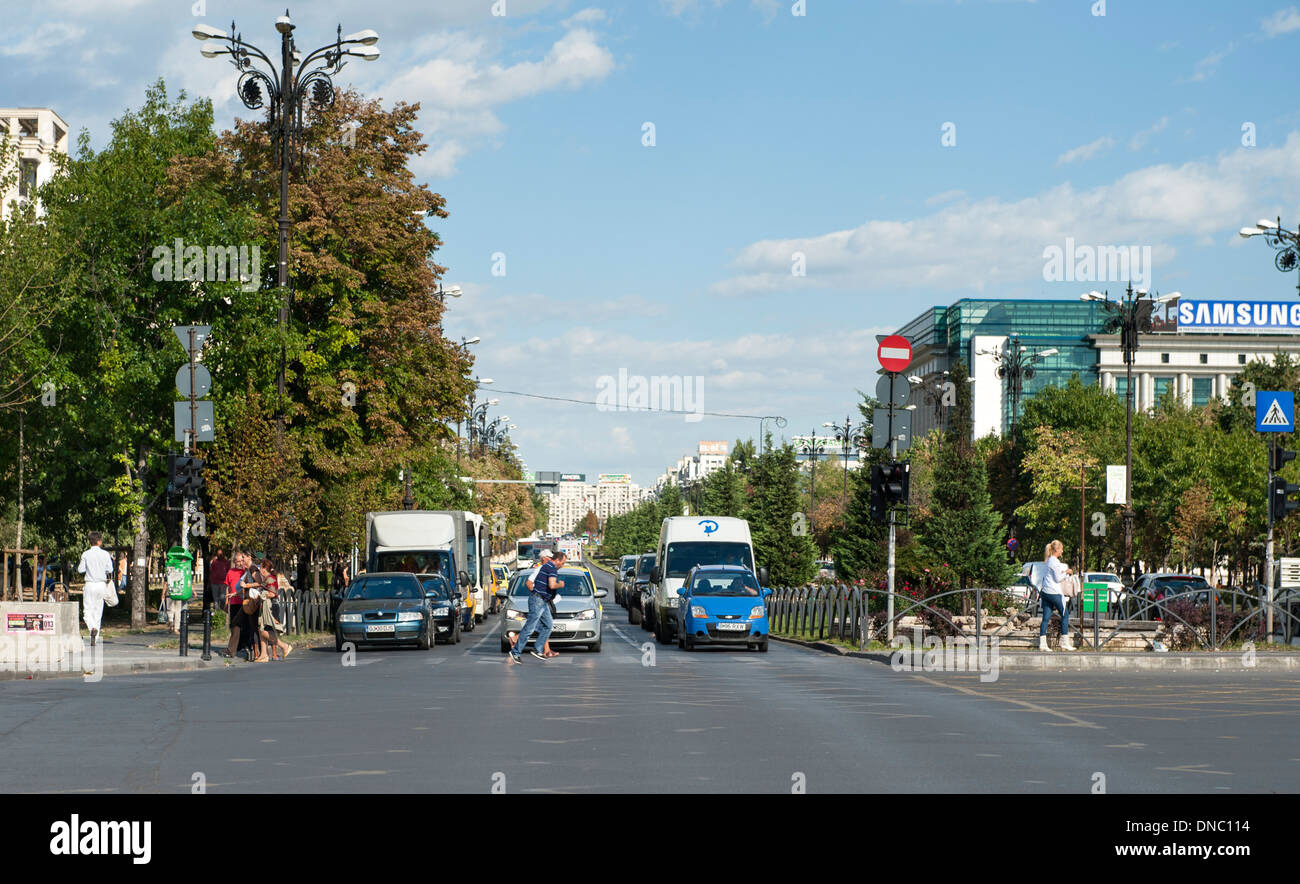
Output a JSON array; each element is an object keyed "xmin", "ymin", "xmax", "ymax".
[{"xmin": 2, "ymin": 564, "xmax": 1298, "ymax": 794}]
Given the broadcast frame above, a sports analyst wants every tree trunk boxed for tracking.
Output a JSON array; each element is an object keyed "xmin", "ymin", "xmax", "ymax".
[{"xmin": 130, "ymin": 448, "xmax": 150, "ymax": 629}]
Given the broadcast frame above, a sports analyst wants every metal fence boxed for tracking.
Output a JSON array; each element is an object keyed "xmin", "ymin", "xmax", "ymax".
[
  {"xmin": 280, "ymin": 590, "xmax": 336, "ymax": 634},
  {"xmin": 765, "ymin": 584, "xmax": 1300, "ymax": 651}
]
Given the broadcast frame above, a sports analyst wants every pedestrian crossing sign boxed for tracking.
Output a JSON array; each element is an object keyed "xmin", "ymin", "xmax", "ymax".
[{"xmin": 1257, "ymin": 391, "xmax": 1294, "ymax": 432}]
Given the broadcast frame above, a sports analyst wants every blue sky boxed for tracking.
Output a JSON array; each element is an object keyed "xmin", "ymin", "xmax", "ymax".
[{"xmin": 6, "ymin": 0, "xmax": 1300, "ymax": 485}]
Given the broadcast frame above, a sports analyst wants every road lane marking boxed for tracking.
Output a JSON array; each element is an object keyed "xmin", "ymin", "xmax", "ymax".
[{"xmin": 903, "ymin": 672, "xmax": 1103, "ymax": 730}]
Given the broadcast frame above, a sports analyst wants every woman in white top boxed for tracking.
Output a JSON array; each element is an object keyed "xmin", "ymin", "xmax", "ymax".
[{"xmin": 1039, "ymin": 539, "xmax": 1075, "ymax": 651}]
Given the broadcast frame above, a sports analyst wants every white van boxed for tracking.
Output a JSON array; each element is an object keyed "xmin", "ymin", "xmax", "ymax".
[
  {"xmin": 365, "ymin": 510, "xmax": 490, "ymax": 624},
  {"xmin": 646, "ymin": 516, "xmax": 765, "ymax": 644}
]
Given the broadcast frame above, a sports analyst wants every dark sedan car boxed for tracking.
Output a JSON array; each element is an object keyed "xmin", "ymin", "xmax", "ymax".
[
  {"xmin": 418, "ymin": 573, "xmax": 462, "ymax": 644},
  {"xmin": 628, "ymin": 553, "xmax": 655, "ymax": 626},
  {"xmin": 335, "ymin": 572, "xmax": 436, "ymax": 652}
]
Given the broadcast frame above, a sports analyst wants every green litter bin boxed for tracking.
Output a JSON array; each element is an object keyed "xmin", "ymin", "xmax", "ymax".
[
  {"xmin": 1081, "ymin": 581, "xmax": 1108, "ymax": 614},
  {"xmin": 165, "ymin": 546, "xmax": 194, "ymax": 601}
]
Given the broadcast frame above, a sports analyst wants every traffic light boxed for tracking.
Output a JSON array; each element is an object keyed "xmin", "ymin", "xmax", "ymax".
[
  {"xmin": 882, "ymin": 461, "xmax": 910, "ymax": 506},
  {"xmin": 169, "ymin": 455, "xmax": 205, "ymax": 496},
  {"xmin": 1271, "ymin": 445, "xmax": 1297, "ymax": 474},
  {"xmin": 869, "ymin": 465, "xmax": 887, "ymax": 522},
  {"xmin": 1270, "ymin": 475, "xmax": 1299, "ymax": 523}
]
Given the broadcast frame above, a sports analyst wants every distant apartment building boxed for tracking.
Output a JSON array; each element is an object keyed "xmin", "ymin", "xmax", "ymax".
[
  {"xmin": 545, "ymin": 472, "xmax": 652, "ymax": 534},
  {"xmin": 1, "ymin": 108, "xmax": 69, "ymax": 218},
  {"xmin": 654, "ymin": 440, "xmax": 730, "ymax": 496}
]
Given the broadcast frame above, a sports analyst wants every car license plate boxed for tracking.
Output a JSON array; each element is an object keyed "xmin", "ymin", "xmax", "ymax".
[
  {"xmin": 717, "ymin": 622, "xmax": 748, "ymax": 631},
  {"xmin": 366, "ymin": 624, "xmax": 395, "ymax": 633},
  {"xmin": 436, "ymin": 626, "xmax": 449, "ymax": 633},
  {"xmin": 551, "ymin": 622, "xmax": 570, "ymax": 632}
]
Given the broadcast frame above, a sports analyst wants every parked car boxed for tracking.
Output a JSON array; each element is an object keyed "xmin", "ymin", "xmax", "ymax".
[
  {"xmin": 1082, "ymin": 572, "xmax": 1127, "ymax": 610},
  {"xmin": 335, "ymin": 572, "xmax": 436, "ymax": 652},
  {"xmin": 628, "ymin": 553, "xmax": 655, "ymax": 626},
  {"xmin": 417, "ymin": 573, "xmax": 462, "ymax": 644},
  {"xmin": 675, "ymin": 565, "xmax": 771, "ymax": 652},
  {"xmin": 1130, "ymin": 573, "xmax": 1214, "ymax": 617},
  {"xmin": 498, "ymin": 566, "xmax": 606, "ymax": 652}
]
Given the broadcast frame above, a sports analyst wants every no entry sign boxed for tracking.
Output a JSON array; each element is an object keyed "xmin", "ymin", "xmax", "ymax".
[{"xmin": 878, "ymin": 335, "xmax": 912, "ymax": 374}]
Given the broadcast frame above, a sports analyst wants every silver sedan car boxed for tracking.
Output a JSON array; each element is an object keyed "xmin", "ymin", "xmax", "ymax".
[{"xmin": 497, "ymin": 566, "xmax": 605, "ymax": 653}]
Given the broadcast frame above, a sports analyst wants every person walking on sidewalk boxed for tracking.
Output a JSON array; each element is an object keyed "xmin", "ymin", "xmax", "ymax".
[
  {"xmin": 509, "ymin": 550, "xmax": 566, "ymax": 664},
  {"xmin": 76, "ymin": 532, "xmax": 117, "ymax": 647},
  {"xmin": 1038, "ymin": 540, "xmax": 1075, "ymax": 652}
]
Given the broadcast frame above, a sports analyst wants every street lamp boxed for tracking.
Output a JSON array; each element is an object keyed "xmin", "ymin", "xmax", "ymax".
[
  {"xmin": 1240, "ymin": 217, "xmax": 1300, "ymax": 297},
  {"xmin": 435, "ymin": 283, "xmax": 463, "ymax": 306},
  {"xmin": 824, "ymin": 416, "xmax": 869, "ymax": 513},
  {"xmin": 797, "ymin": 431, "xmax": 828, "ymax": 532},
  {"xmin": 907, "ymin": 370, "xmax": 976, "ymax": 433},
  {"xmin": 758, "ymin": 416, "xmax": 787, "ymax": 457},
  {"xmin": 978, "ymin": 337, "xmax": 1059, "ymax": 447},
  {"xmin": 1081, "ymin": 283, "xmax": 1180, "ymax": 582},
  {"xmin": 195, "ymin": 10, "xmax": 380, "ymax": 420}
]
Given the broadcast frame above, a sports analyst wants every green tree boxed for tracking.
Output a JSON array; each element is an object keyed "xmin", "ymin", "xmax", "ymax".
[
  {"xmin": 746, "ymin": 443, "xmax": 816, "ymax": 586},
  {"xmin": 919, "ymin": 435, "xmax": 1014, "ymax": 589}
]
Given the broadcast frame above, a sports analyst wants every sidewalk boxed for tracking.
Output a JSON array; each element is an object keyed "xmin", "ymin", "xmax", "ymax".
[
  {"xmin": 0, "ymin": 625, "xmax": 333, "ymax": 682},
  {"xmin": 772, "ymin": 634, "xmax": 1300, "ymax": 671}
]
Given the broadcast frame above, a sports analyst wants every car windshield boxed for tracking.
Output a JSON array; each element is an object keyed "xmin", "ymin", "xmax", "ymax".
[
  {"xmin": 665, "ymin": 542, "xmax": 753, "ymax": 578},
  {"xmin": 509, "ymin": 569, "xmax": 593, "ymax": 596},
  {"xmin": 1153, "ymin": 577, "xmax": 1210, "ymax": 593},
  {"xmin": 1086, "ymin": 573, "xmax": 1118, "ymax": 583},
  {"xmin": 376, "ymin": 551, "xmax": 451, "ymax": 576},
  {"xmin": 637, "ymin": 556, "xmax": 655, "ymax": 577},
  {"xmin": 420, "ymin": 576, "xmax": 452, "ymax": 599},
  {"xmin": 691, "ymin": 572, "xmax": 760, "ymax": 596},
  {"xmin": 347, "ymin": 576, "xmax": 422, "ymax": 600}
]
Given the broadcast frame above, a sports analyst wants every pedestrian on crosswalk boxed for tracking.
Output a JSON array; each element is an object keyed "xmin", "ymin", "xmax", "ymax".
[{"xmin": 509, "ymin": 550, "xmax": 566, "ymax": 664}]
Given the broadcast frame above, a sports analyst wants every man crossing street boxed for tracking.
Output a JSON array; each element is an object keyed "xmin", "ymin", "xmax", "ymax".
[{"xmin": 509, "ymin": 549, "xmax": 566, "ymax": 664}]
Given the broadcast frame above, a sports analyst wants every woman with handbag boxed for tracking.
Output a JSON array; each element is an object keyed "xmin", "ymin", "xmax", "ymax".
[
  {"xmin": 255, "ymin": 561, "xmax": 294, "ymax": 661},
  {"xmin": 1038, "ymin": 539, "xmax": 1076, "ymax": 651}
]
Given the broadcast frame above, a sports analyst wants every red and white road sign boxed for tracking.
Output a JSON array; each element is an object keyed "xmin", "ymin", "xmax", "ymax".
[{"xmin": 878, "ymin": 335, "xmax": 912, "ymax": 374}]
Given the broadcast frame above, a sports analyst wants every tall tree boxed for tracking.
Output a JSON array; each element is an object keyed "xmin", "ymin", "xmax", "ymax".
[
  {"xmin": 746, "ymin": 443, "xmax": 816, "ymax": 586},
  {"xmin": 919, "ymin": 435, "xmax": 1014, "ymax": 589}
]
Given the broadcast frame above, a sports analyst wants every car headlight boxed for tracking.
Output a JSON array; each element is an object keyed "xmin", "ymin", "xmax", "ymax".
[
  {"xmin": 397, "ymin": 612, "xmax": 423, "ymax": 622},
  {"xmin": 506, "ymin": 609, "xmax": 526, "ymax": 620},
  {"xmin": 690, "ymin": 605, "xmax": 708, "ymax": 618},
  {"xmin": 576, "ymin": 609, "xmax": 596, "ymax": 620},
  {"xmin": 432, "ymin": 607, "xmax": 451, "ymax": 617},
  {"xmin": 339, "ymin": 613, "xmax": 362, "ymax": 623},
  {"xmin": 749, "ymin": 606, "xmax": 766, "ymax": 619}
]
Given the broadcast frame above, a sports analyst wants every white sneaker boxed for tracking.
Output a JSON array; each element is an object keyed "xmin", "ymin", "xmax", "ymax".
[{"xmin": 1038, "ymin": 636, "xmax": 1051, "ymax": 652}]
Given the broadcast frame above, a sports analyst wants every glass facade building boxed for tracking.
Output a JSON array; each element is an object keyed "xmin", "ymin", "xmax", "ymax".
[{"xmin": 898, "ymin": 299, "xmax": 1110, "ymax": 438}]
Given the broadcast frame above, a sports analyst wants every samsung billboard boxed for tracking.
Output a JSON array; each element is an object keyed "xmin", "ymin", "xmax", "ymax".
[{"xmin": 1173, "ymin": 300, "xmax": 1300, "ymax": 334}]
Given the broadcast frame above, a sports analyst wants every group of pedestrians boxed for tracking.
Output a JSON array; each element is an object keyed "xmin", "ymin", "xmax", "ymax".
[{"xmin": 210, "ymin": 549, "xmax": 294, "ymax": 662}]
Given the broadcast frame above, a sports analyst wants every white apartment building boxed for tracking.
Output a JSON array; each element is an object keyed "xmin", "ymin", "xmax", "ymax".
[
  {"xmin": 1, "ymin": 108, "xmax": 69, "ymax": 218},
  {"xmin": 546, "ymin": 474, "xmax": 651, "ymax": 534},
  {"xmin": 654, "ymin": 440, "xmax": 731, "ymax": 496}
]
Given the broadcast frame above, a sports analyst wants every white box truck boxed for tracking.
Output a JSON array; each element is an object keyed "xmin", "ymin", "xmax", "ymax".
[
  {"xmin": 365, "ymin": 510, "xmax": 491, "ymax": 624},
  {"xmin": 646, "ymin": 516, "xmax": 767, "ymax": 645}
]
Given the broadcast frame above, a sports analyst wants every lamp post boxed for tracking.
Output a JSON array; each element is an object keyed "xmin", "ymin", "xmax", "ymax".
[
  {"xmin": 1240, "ymin": 217, "xmax": 1300, "ymax": 297},
  {"xmin": 194, "ymin": 12, "xmax": 380, "ymax": 420},
  {"xmin": 908, "ymin": 371, "xmax": 976, "ymax": 435},
  {"xmin": 797, "ymin": 431, "xmax": 828, "ymax": 531},
  {"xmin": 1081, "ymin": 284, "xmax": 1180, "ymax": 583},
  {"xmin": 980, "ymin": 337, "xmax": 1059, "ymax": 448},
  {"xmin": 759, "ymin": 416, "xmax": 787, "ymax": 457},
  {"xmin": 823, "ymin": 417, "xmax": 868, "ymax": 513}
]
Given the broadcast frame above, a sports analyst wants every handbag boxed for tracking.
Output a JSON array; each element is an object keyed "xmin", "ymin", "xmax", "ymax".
[{"xmin": 1061, "ymin": 572, "xmax": 1080, "ymax": 599}]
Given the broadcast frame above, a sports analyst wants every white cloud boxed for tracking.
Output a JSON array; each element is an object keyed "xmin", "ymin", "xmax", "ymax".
[
  {"xmin": 925, "ymin": 189, "xmax": 967, "ymax": 206},
  {"xmin": 712, "ymin": 133, "xmax": 1300, "ymax": 297},
  {"xmin": 1129, "ymin": 117, "xmax": 1168, "ymax": 151},
  {"xmin": 565, "ymin": 8, "xmax": 608, "ymax": 25},
  {"xmin": 382, "ymin": 25, "xmax": 614, "ymax": 178},
  {"xmin": 1, "ymin": 22, "xmax": 87, "ymax": 58},
  {"xmin": 1263, "ymin": 7, "xmax": 1300, "ymax": 37},
  {"xmin": 1056, "ymin": 135, "xmax": 1114, "ymax": 165}
]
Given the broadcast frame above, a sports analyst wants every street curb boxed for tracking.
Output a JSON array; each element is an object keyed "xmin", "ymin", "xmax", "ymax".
[
  {"xmin": 0, "ymin": 636, "xmax": 336, "ymax": 682},
  {"xmin": 770, "ymin": 634, "xmax": 1300, "ymax": 671}
]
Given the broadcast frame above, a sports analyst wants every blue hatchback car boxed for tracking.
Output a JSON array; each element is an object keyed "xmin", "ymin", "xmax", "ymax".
[{"xmin": 676, "ymin": 565, "xmax": 770, "ymax": 652}]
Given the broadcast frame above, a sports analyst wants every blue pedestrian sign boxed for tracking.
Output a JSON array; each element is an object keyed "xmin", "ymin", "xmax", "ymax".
[{"xmin": 1257, "ymin": 391, "xmax": 1295, "ymax": 432}]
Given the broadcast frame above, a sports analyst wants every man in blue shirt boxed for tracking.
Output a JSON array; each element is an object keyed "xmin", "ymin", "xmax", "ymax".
[{"xmin": 510, "ymin": 550, "xmax": 566, "ymax": 664}]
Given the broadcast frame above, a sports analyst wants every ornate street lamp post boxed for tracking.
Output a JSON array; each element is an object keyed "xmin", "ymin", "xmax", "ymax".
[{"xmin": 194, "ymin": 12, "xmax": 380, "ymax": 419}]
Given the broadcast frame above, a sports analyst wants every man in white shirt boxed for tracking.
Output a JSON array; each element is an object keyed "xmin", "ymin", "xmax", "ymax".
[{"xmin": 77, "ymin": 532, "xmax": 117, "ymax": 646}]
